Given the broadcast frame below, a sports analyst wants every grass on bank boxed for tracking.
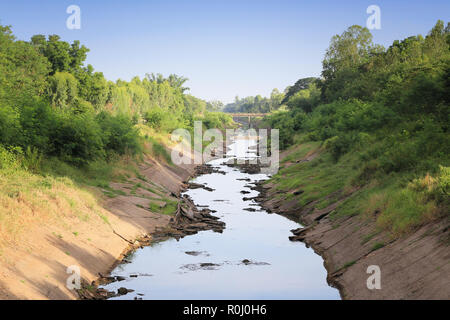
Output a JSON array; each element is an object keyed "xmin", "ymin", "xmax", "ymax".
[
  {"xmin": 0, "ymin": 127, "xmax": 177, "ymax": 248},
  {"xmin": 0, "ymin": 161, "xmax": 112, "ymax": 247},
  {"xmin": 268, "ymin": 136, "xmax": 449, "ymax": 237},
  {"xmin": 149, "ymin": 198, "xmax": 178, "ymax": 216}
]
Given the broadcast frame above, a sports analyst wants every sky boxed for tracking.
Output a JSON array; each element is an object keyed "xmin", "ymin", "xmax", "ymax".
[{"xmin": 0, "ymin": 0, "xmax": 449, "ymax": 103}]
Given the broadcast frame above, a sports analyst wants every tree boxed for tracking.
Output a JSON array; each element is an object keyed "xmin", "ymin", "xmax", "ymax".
[
  {"xmin": 0, "ymin": 26, "xmax": 50, "ymax": 104},
  {"xmin": 320, "ymin": 25, "xmax": 385, "ymax": 102},
  {"xmin": 69, "ymin": 40, "xmax": 89, "ymax": 71},
  {"xmin": 30, "ymin": 34, "xmax": 46, "ymax": 53},
  {"xmin": 31, "ymin": 35, "xmax": 89, "ymax": 75},
  {"xmin": 47, "ymin": 72, "xmax": 79, "ymax": 110},
  {"xmin": 323, "ymin": 25, "xmax": 374, "ymax": 77},
  {"xmin": 43, "ymin": 35, "xmax": 72, "ymax": 74},
  {"xmin": 206, "ymin": 100, "xmax": 224, "ymax": 112},
  {"xmin": 286, "ymin": 83, "xmax": 321, "ymax": 113},
  {"xmin": 145, "ymin": 73, "xmax": 190, "ymax": 92},
  {"xmin": 282, "ymin": 78, "xmax": 317, "ymax": 104},
  {"xmin": 75, "ymin": 65, "xmax": 108, "ymax": 109}
]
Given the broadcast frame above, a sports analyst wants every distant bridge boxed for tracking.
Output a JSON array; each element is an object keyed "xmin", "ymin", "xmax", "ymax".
[
  {"xmin": 228, "ymin": 113, "xmax": 268, "ymax": 128},
  {"xmin": 229, "ymin": 113, "xmax": 267, "ymax": 118}
]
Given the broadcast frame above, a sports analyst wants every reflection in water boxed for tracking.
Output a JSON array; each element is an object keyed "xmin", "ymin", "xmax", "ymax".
[{"xmin": 101, "ymin": 136, "xmax": 340, "ymax": 300}]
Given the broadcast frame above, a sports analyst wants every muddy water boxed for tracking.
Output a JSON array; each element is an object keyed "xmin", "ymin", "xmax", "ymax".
[{"xmin": 101, "ymin": 136, "xmax": 340, "ymax": 299}]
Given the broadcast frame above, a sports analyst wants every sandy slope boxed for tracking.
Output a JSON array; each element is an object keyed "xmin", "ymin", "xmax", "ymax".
[{"xmin": 0, "ymin": 156, "xmax": 195, "ymax": 300}]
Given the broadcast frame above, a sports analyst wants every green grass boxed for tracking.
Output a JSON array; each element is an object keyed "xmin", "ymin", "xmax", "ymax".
[
  {"xmin": 135, "ymin": 172, "xmax": 148, "ymax": 182},
  {"xmin": 147, "ymin": 137, "xmax": 173, "ymax": 165},
  {"xmin": 101, "ymin": 185, "xmax": 127, "ymax": 198},
  {"xmin": 342, "ymin": 260, "xmax": 356, "ymax": 269},
  {"xmin": 282, "ymin": 141, "xmax": 321, "ymax": 164},
  {"xmin": 370, "ymin": 242, "xmax": 385, "ymax": 252},
  {"xmin": 98, "ymin": 214, "xmax": 110, "ymax": 225},
  {"xmin": 361, "ymin": 232, "xmax": 379, "ymax": 245},
  {"xmin": 141, "ymin": 185, "xmax": 164, "ymax": 196},
  {"xmin": 40, "ymin": 156, "xmax": 139, "ymax": 194},
  {"xmin": 336, "ymin": 176, "xmax": 441, "ymax": 235},
  {"xmin": 268, "ymin": 135, "xmax": 447, "ymax": 237},
  {"xmin": 129, "ymin": 182, "xmax": 165, "ymax": 197},
  {"xmin": 149, "ymin": 198, "xmax": 178, "ymax": 216},
  {"xmin": 149, "ymin": 202, "xmax": 161, "ymax": 212},
  {"xmin": 271, "ymin": 150, "xmax": 355, "ymax": 208},
  {"xmin": 52, "ymin": 232, "xmax": 63, "ymax": 239},
  {"xmin": 102, "ymin": 191, "xmax": 117, "ymax": 198},
  {"xmin": 130, "ymin": 184, "xmax": 139, "ymax": 195}
]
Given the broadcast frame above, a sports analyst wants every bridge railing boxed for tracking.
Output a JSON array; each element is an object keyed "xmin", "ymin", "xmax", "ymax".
[{"xmin": 228, "ymin": 113, "xmax": 268, "ymax": 117}]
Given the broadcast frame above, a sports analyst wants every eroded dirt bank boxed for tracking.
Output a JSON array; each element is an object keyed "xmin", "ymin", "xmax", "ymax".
[
  {"xmin": 0, "ymin": 153, "xmax": 217, "ymax": 300},
  {"xmin": 255, "ymin": 151, "xmax": 450, "ymax": 300}
]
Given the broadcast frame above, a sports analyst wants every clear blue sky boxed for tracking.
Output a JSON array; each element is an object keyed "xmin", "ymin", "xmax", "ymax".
[{"xmin": 1, "ymin": 0, "xmax": 448, "ymax": 103}]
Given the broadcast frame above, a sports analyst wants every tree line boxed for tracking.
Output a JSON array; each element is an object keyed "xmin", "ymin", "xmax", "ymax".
[
  {"xmin": 0, "ymin": 24, "xmax": 232, "ymax": 168},
  {"xmin": 223, "ymin": 89, "xmax": 284, "ymax": 114},
  {"xmin": 264, "ymin": 20, "xmax": 449, "ymax": 213}
]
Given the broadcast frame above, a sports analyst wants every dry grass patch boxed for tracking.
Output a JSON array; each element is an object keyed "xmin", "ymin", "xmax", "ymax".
[{"xmin": 0, "ymin": 168, "xmax": 111, "ymax": 248}]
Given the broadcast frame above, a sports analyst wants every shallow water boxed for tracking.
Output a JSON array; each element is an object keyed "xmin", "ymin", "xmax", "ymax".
[{"xmin": 101, "ymin": 136, "xmax": 340, "ymax": 300}]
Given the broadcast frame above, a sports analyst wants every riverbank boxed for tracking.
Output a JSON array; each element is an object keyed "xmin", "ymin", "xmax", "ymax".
[
  {"xmin": 255, "ymin": 144, "xmax": 450, "ymax": 300},
  {"xmin": 96, "ymin": 136, "xmax": 339, "ymax": 299},
  {"xmin": 0, "ymin": 148, "xmax": 201, "ymax": 300}
]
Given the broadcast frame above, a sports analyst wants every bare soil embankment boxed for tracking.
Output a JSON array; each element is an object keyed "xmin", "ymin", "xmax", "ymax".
[
  {"xmin": 255, "ymin": 149, "xmax": 450, "ymax": 300},
  {"xmin": 0, "ymin": 152, "xmax": 220, "ymax": 300}
]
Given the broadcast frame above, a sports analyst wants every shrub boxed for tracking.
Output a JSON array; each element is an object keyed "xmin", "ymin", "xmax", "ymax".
[
  {"xmin": 22, "ymin": 146, "xmax": 43, "ymax": 173},
  {"xmin": 72, "ymin": 98, "xmax": 94, "ymax": 114},
  {"xmin": 409, "ymin": 166, "xmax": 450, "ymax": 205},
  {"xmin": 0, "ymin": 145, "xmax": 21, "ymax": 170},
  {"xmin": 200, "ymin": 112, "xmax": 234, "ymax": 129},
  {"xmin": 264, "ymin": 110, "xmax": 302, "ymax": 149},
  {"xmin": 96, "ymin": 111, "xmax": 141, "ymax": 156},
  {"xmin": 47, "ymin": 72, "xmax": 79, "ymax": 110},
  {"xmin": 144, "ymin": 108, "xmax": 165, "ymax": 130},
  {"xmin": 0, "ymin": 105, "xmax": 22, "ymax": 147},
  {"xmin": 324, "ymin": 133, "xmax": 358, "ymax": 161},
  {"xmin": 17, "ymin": 100, "xmax": 56, "ymax": 153},
  {"xmin": 51, "ymin": 112, "xmax": 104, "ymax": 166}
]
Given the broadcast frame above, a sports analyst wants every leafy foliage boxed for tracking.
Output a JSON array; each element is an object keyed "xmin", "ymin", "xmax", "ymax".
[
  {"xmin": 0, "ymin": 24, "xmax": 224, "ymax": 169},
  {"xmin": 264, "ymin": 20, "xmax": 449, "ymax": 235},
  {"xmin": 224, "ymin": 89, "xmax": 284, "ymax": 113}
]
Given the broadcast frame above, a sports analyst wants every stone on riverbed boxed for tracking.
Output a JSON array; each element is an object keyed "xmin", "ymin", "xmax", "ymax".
[
  {"xmin": 117, "ymin": 287, "xmax": 134, "ymax": 295},
  {"xmin": 241, "ymin": 259, "xmax": 270, "ymax": 266},
  {"xmin": 181, "ymin": 263, "xmax": 222, "ymax": 271}
]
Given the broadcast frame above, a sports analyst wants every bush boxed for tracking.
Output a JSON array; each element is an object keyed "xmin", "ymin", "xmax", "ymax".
[
  {"xmin": 0, "ymin": 105, "xmax": 22, "ymax": 146},
  {"xmin": 17, "ymin": 100, "xmax": 56, "ymax": 153},
  {"xmin": 51, "ymin": 112, "xmax": 104, "ymax": 166},
  {"xmin": 264, "ymin": 110, "xmax": 305, "ymax": 149},
  {"xmin": 47, "ymin": 72, "xmax": 79, "ymax": 110},
  {"xmin": 96, "ymin": 111, "xmax": 141, "ymax": 157},
  {"xmin": 144, "ymin": 108, "xmax": 165, "ymax": 130},
  {"xmin": 0, "ymin": 145, "xmax": 21, "ymax": 170},
  {"xmin": 22, "ymin": 146, "xmax": 43, "ymax": 173},
  {"xmin": 72, "ymin": 98, "xmax": 94, "ymax": 114},
  {"xmin": 324, "ymin": 134, "xmax": 357, "ymax": 161},
  {"xmin": 409, "ymin": 166, "xmax": 450, "ymax": 205},
  {"xmin": 198, "ymin": 112, "xmax": 234, "ymax": 130}
]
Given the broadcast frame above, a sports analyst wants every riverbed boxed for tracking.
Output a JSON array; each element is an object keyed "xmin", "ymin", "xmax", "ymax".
[{"xmin": 100, "ymin": 135, "xmax": 340, "ymax": 299}]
